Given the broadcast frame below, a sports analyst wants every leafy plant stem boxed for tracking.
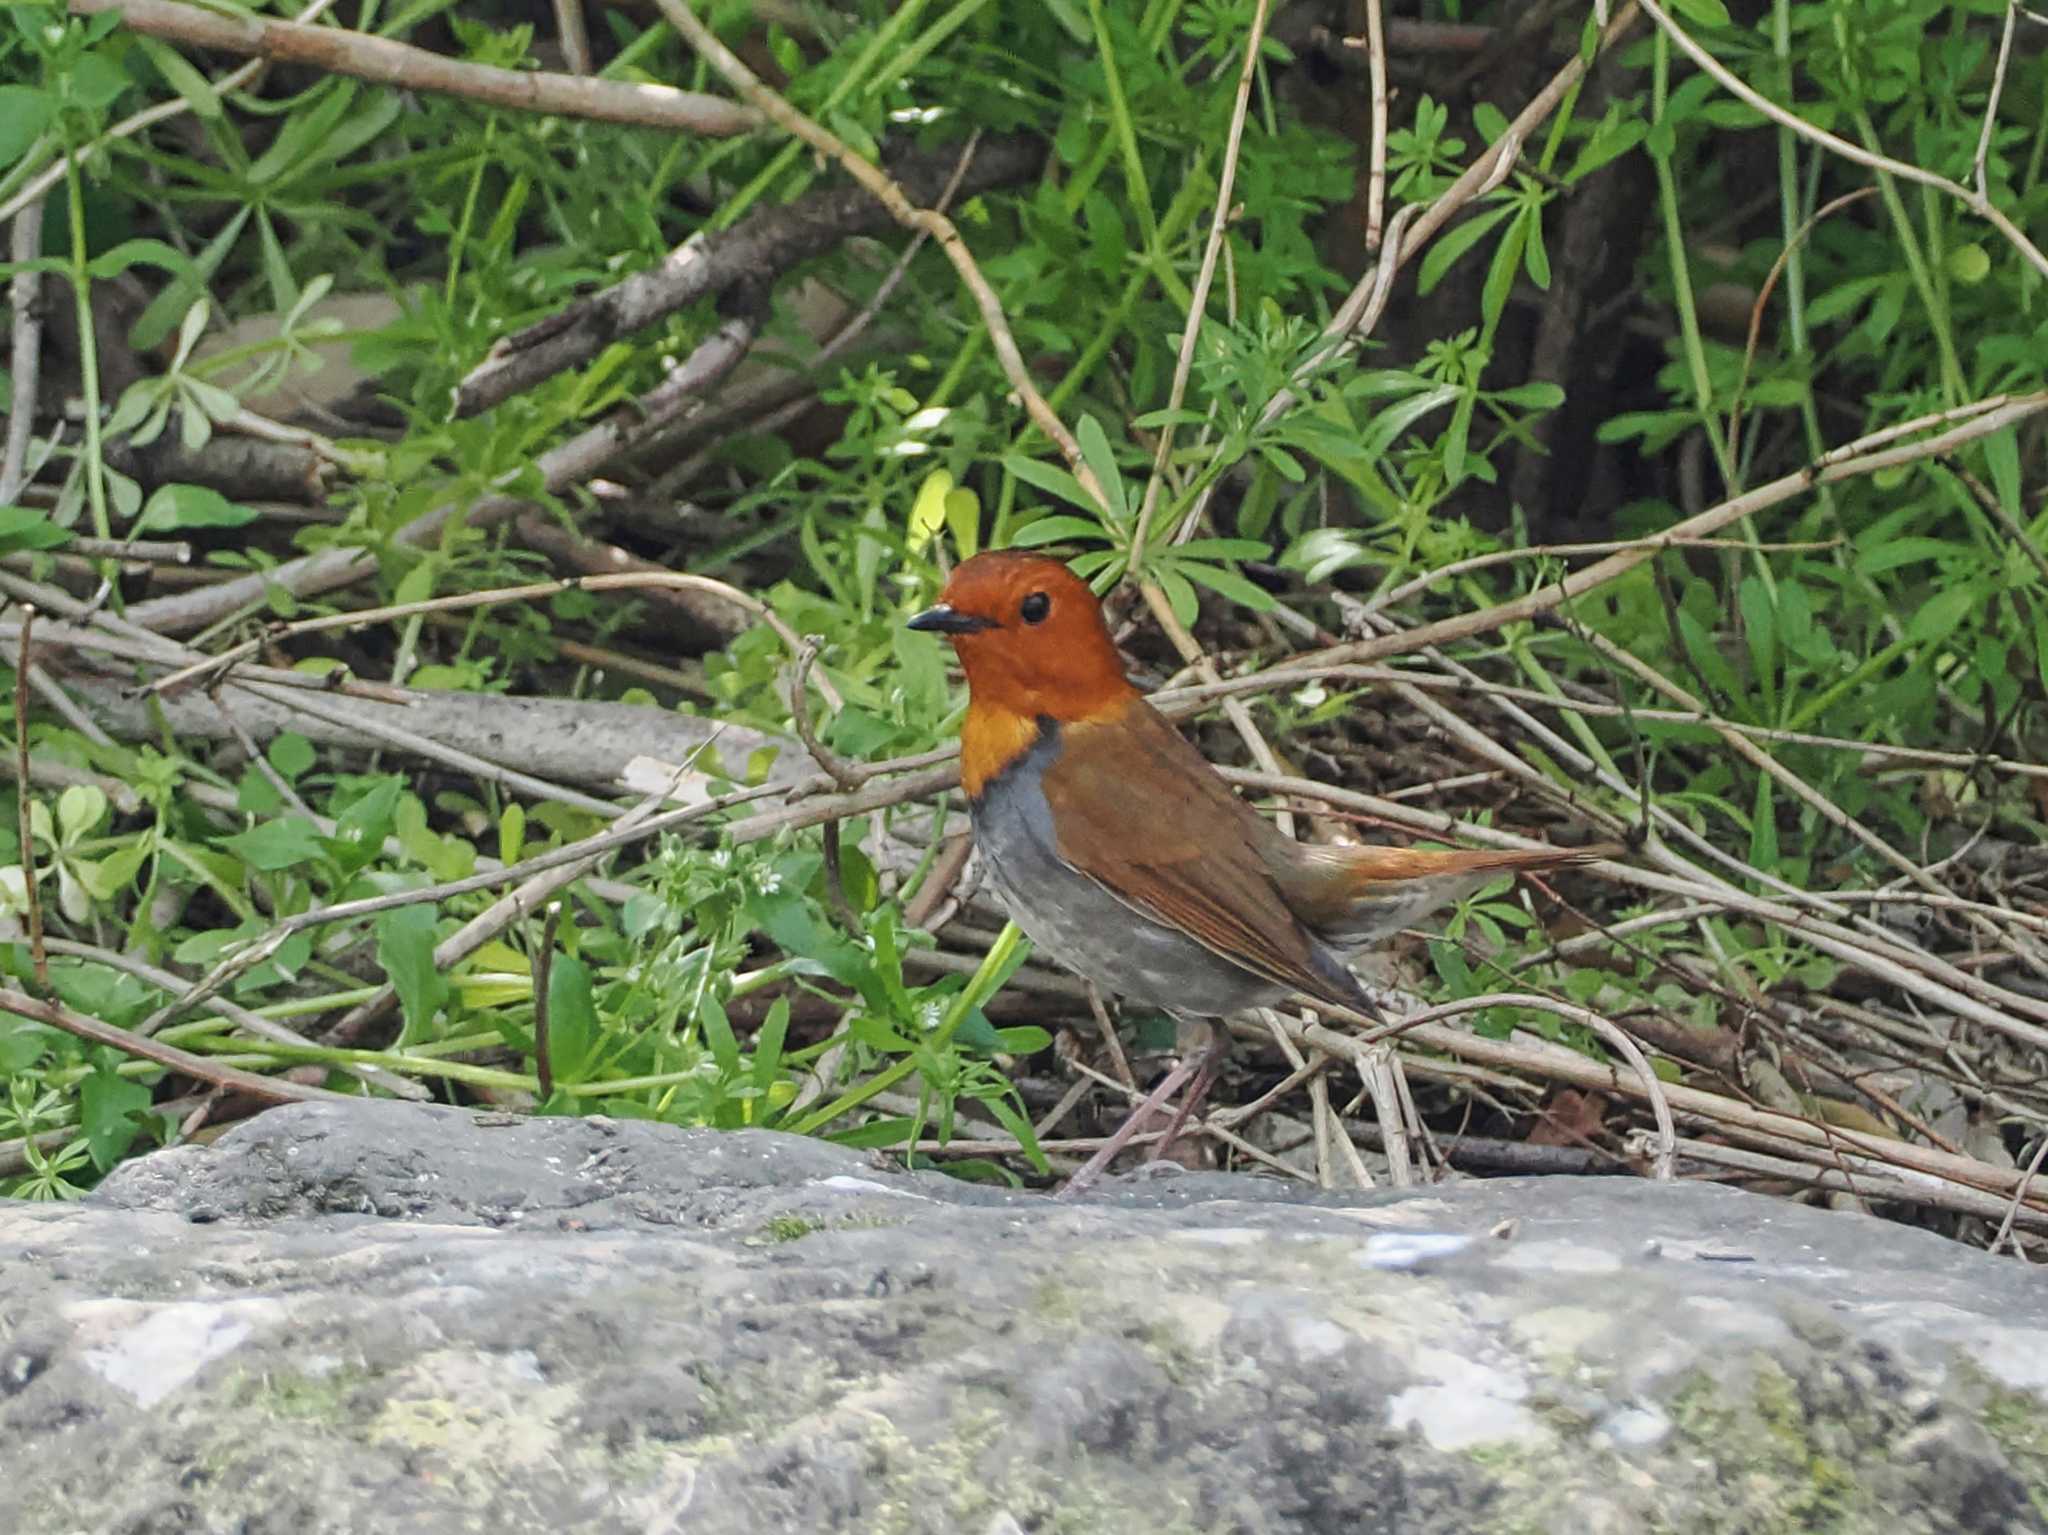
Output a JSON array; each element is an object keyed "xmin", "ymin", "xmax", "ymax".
[
  {"xmin": 1851, "ymin": 106, "xmax": 1965, "ymax": 402},
  {"xmin": 710, "ymin": 0, "xmax": 934, "ymax": 230},
  {"xmin": 1783, "ymin": 631, "xmax": 1912, "ymax": 733},
  {"xmin": 986, "ymin": 168, "xmax": 1209, "ymax": 542},
  {"xmin": 1650, "ymin": 29, "xmax": 1740, "ymax": 505},
  {"xmin": 1504, "ymin": 631, "xmax": 1625, "ymax": 781},
  {"xmin": 1088, "ymin": 0, "xmax": 1159, "ymax": 248},
  {"xmin": 444, "ymin": 118, "xmax": 495, "ymax": 308},
  {"xmin": 198, "ymin": 1036, "xmax": 537, "ymax": 1089},
  {"xmin": 61, "ymin": 147, "xmax": 112, "ymax": 545},
  {"xmin": 1768, "ymin": 0, "xmax": 1835, "ymax": 514},
  {"xmin": 785, "ymin": 919, "xmax": 1022, "ymax": 1135}
]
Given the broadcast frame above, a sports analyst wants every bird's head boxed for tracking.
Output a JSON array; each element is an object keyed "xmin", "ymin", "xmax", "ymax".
[{"xmin": 907, "ymin": 552, "xmax": 1135, "ymax": 727}]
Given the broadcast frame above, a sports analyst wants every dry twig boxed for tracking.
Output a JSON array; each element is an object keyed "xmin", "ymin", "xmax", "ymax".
[{"xmin": 68, "ymin": 0, "xmax": 760, "ymax": 136}]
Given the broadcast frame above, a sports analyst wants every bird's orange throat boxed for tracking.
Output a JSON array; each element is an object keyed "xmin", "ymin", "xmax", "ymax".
[
  {"xmin": 960, "ymin": 690, "xmax": 1135, "ymax": 798},
  {"xmin": 960, "ymin": 704, "xmax": 1044, "ymax": 799}
]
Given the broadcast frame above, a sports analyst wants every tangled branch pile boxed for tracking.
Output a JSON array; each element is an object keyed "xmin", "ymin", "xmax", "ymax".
[{"xmin": 1, "ymin": 0, "xmax": 2044, "ymax": 1250}]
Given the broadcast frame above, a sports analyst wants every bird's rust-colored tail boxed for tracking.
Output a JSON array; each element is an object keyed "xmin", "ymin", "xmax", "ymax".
[{"xmin": 1269, "ymin": 840, "xmax": 1622, "ymax": 953}]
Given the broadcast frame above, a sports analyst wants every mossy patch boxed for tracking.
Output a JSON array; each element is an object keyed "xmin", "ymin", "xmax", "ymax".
[
  {"xmin": 1663, "ymin": 1358, "xmax": 1871, "ymax": 1534},
  {"xmin": 1965, "ymin": 1367, "xmax": 2048, "ymax": 1520},
  {"xmin": 751, "ymin": 1214, "xmax": 825, "ymax": 1244}
]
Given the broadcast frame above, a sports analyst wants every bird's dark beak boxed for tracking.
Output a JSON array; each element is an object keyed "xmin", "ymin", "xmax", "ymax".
[{"xmin": 906, "ymin": 604, "xmax": 995, "ymax": 635}]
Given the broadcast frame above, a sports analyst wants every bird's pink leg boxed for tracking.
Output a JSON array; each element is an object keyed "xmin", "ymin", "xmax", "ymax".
[
  {"xmin": 1144, "ymin": 1019, "xmax": 1229, "ymax": 1164},
  {"xmin": 1056, "ymin": 1017, "xmax": 1224, "ymax": 1200}
]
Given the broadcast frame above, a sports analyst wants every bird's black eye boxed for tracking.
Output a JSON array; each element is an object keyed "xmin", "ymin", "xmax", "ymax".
[{"xmin": 1020, "ymin": 591, "xmax": 1051, "ymax": 624}]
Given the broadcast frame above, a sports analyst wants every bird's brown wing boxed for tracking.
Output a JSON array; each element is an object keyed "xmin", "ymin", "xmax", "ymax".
[{"xmin": 1040, "ymin": 700, "xmax": 1367, "ymax": 1012}]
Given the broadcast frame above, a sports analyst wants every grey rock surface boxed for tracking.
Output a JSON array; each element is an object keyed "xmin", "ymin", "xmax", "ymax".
[{"xmin": 2, "ymin": 1100, "xmax": 2045, "ymax": 1534}]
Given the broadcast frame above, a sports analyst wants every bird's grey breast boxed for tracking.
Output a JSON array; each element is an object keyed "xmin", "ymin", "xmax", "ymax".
[{"xmin": 966, "ymin": 720, "xmax": 1284, "ymax": 1015}]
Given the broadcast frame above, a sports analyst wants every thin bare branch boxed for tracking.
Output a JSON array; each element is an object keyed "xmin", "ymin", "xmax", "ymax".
[
  {"xmin": 1131, "ymin": 0, "xmax": 1274, "ymax": 573},
  {"xmin": 68, "ymin": 0, "xmax": 761, "ymax": 136},
  {"xmin": 1362, "ymin": 0, "xmax": 1390, "ymax": 250},
  {"xmin": 654, "ymin": 0, "xmax": 1103, "ymax": 503},
  {"xmin": 0, "ymin": 985, "xmax": 354, "ymax": 1105},
  {"xmin": 0, "ymin": 201, "xmax": 44, "ymax": 503},
  {"xmin": 1637, "ymin": 0, "xmax": 2048, "ymax": 281},
  {"xmin": 12, "ymin": 608, "xmax": 45, "ymax": 988}
]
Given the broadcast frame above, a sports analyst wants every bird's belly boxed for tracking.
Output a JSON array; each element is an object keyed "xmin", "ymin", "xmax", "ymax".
[{"xmin": 969, "ymin": 768, "xmax": 1283, "ymax": 1017}]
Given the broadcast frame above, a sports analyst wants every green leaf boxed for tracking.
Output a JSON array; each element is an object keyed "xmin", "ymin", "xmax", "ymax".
[
  {"xmin": 1565, "ymin": 118, "xmax": 1647, "ymax": 184},
  {"xmin": 136, "ymin": 36, "xmax": 221, "ymax": 118},
  {"xmin": 0, "ymin": 1018, "xmax": 55, "ymax": 1073},
  {"xmin": 752, "ymin": 997, "xmax": 791, "ymax": 1098},
  {"xmin": 0, "ymin": 87, "xmax": 53, "ymax": 168},
  {"xmin": 1481, "ymin": 209, "xmax": 1529, "ymax": 324},
  {"xmin": 1009, "ymin": 514, "xmax": 1108, "ymax": 548},
  {"xmin": 81, "ymin": 1062, "xmax": 154, "ymax": 1173},
  {"xmin": 1361, "ymin": 384, "xmax": 1460, "ymax": 457},
  {"xmin": 1907, "ymin": 584, "xmax": 1981, "ymax": 647},
  {"xmin": 56, "ymin": 784, "xmax": 107, "ymax": 841},
  {"xmin": 1668, "ymin": 0, "xmax": 1732, "ymax": 29},
  {"xmin": 0, "ymin": 507, "xmax": 72, "ymax": 556},
  {"xmin": 943, "ymin": 487, "xmax": 980, "ymax": 559},
  {"xmin": 498, "ymin": 803, "xmax": 525, "ymax": 868},
  {"xmin": 1258, "ymin": 443, "xmax": 1306, "ymax": 482},
  {"xmin": 1676, "ymin": 608, "xmax": 1741, "ymax": 700},
  {"xmin": 1173, "ymin": 537, "xmax": 1272, "ymax": 562},
  {"xmin": 1176, "ymin": 559, "xmax": 1276, "ymax": 612},
  {"xmin": 65, "ymin": 50, "xmax": 128, "ymax": 111},
  {"xmin": 1158, "ymin": 566, "xmax": 1199, "ymax": 629},
  {"xmin": 1854, "ymin": 537, "xmax": 1965, "ymax": 576},
  {"xmin": 333, "ymin": 778, "xmax": 402, "ymax": 863},
  {"xmin": 851, "ymin": 1012, "xmax": 915, "ymax": 1052},
  {"xmin": 698, "ymin": 992, "xmax": 741, "ymax": 1077},
  {"xmin": 1003, "ymin": 455, "xmax": 1099, "ymax": 518},
  {"xmin": 991, "ymin": 1025, "xmax": 1053, "ymax": 1055},
  {"xmin": 267, "ymin": 733, "xmax": 315, "ymax": 781},
  {"xmin": 1416, "ymin": 205, "xmax": 1512, "ymax": 296},
  {"xmin": 1749, "ymin": 774, "xmax": 1779, "ymax": 870},
  {"xmin": 248, "ymin": 81, "xmax": 356, "ymax": 185},
  {"xmin": 1738, "ymin": 575, "xmax": 1777, "ymax": 710},
  {"xmin": 1985, "ymin": 428, "xmax": 2022, "ymax": 526},
  {"xmin": 1441, "ymin": 391, "xmax": 1476, "ymax": 485},
  {"xmin": 137, "ymin": 484, "xmax": 257, "ymax": 532},
  {"xmin": 376, "ymin": 904, "xmax": 448, "ymax": 1044},
  {"xmin": 1492, "ymin": 381, "xmax": 1565, "ymax": 410},
  {"xmin": 223, "ymin": 817, "xmax": 328, "ymax": 871},
  {"xmin": 1522, "ymin": 205, "xmax": 1552, "ymax": 291},
  {"xmin": 980, "ymin": 1090, "xmax": 1049, "ymax": 1175},
  {"xmin": 1074, "ymin": 414, "xmax": 1129, "ymax": 526},
  {"xmin": 541, "ymin": 951, "xmax": 599, "ymax": 1085},
  {"xmin": 48, "ymin": 962, "xmax": 155, "ymax": 1031},
  {"xmin": 949, "ymin": 1007, "xmax": 1001, "ymax": 1053},
  {"xmin": 907, "ymin": 469, "xmax": 953, "ymax": 554},
  {"xmin": 84, "ymin": 239, "xmax": 199, "ymax": 284},
  {"xmin": 1805, "ymin": 273, "xmax": 1889, "ymax": 327}
]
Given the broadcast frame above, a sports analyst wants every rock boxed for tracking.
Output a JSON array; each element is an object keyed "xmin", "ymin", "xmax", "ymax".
[{"xmin": 1, "ymin": 1100, "xmax": 2044, "ymax": 1534}]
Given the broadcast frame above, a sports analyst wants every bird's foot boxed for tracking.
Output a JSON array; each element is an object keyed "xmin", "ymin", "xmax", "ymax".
[
  {"xmin": 1143, "ymin": 1021, "xmax": 1229, "ymax": 1167},
  {"xmin": 1054, "ymin": 1051, "xmax": 1204, "ymax": 1201}
]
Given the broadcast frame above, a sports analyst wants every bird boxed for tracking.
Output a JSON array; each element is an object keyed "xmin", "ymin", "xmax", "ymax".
[{"xmin": 908, "ymin": 550, "xmax": 1617, "ymax": 1190}]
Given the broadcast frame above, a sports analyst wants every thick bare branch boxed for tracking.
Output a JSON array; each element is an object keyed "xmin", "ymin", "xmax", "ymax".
[{"xmin": 455, "ymin": 135, "xmax": 1043, "ymax": 417}]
